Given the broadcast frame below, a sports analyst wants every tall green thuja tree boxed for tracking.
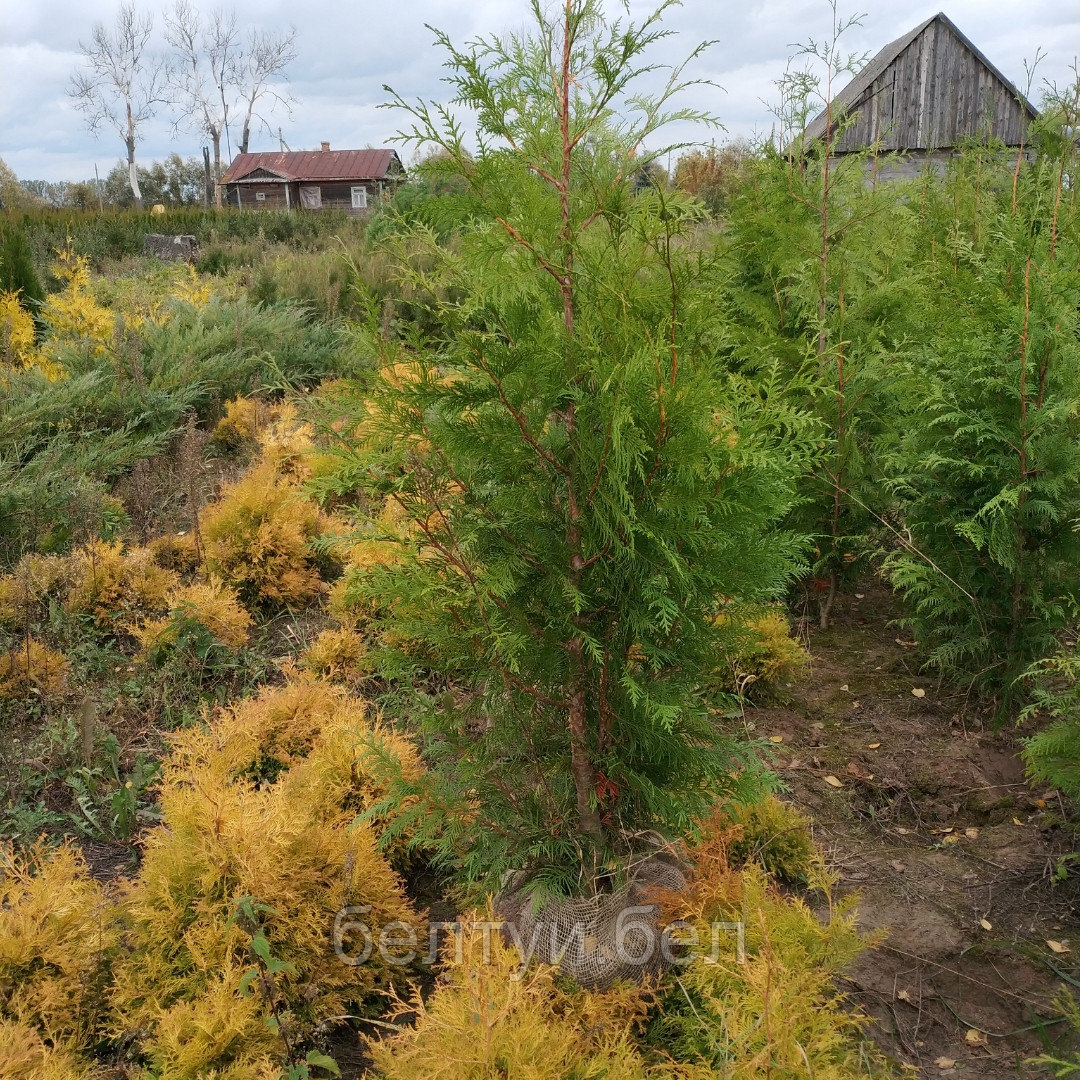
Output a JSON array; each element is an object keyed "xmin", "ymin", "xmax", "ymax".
[
  {"xmin": 883, "ymin": 85, "xmax": 1080, "ymax": 700},
  {"xmin": 717, "ymin": 4, "xmax": 920, "ymax": 628},
  {"xmin": 329, "ymin": 0, "xmax": 817, "ymax": 894}
]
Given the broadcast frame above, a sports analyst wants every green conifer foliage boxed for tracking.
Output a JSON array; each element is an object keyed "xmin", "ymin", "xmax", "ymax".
[
  {"xmin": 883, "ymin": 88, "xmax": 1080, "ymax": 698},
  {"xmin": 330, "ymin": 0, "xmax": 817, "ymax": 893},
  {"xmin": 716, "ymin": 6, "xmax": 922, "ymax": 629},
  {"xmin": 0, "ymin": 222, "xmax": 45, "ymax": 319}
]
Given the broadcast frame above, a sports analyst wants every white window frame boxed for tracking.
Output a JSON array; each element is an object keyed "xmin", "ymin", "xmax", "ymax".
[
  {"xmin": 350, "ymin": 185, "xmax": 368, "ymax": 210},
  {"xmin": 255, "ymin": 191, "xmax": 266, "ymax": 201}
]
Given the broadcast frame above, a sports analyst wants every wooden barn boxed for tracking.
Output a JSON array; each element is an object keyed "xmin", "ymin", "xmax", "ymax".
[
  {"xmin": 218, "ymin": 145, "xmax": 405, "ymax": 212},
  {"xmin": 804, "ymin": 12, "xmax": 1038, "ymax": 173}
]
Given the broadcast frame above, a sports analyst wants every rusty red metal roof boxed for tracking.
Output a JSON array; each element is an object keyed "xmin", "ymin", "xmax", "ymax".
[{"xmin": 220, "ymin": 148, "xmax": 402, "ymax": 184}]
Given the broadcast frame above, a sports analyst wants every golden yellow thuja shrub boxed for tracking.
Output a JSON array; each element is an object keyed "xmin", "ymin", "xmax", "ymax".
[
  {"xmin": 709, "ymin": 605, "xmax": 807, "ymax": 698},
  {"xmin": 134, "ymin": 577, "xmax": 252, "ymax": 658},
  {"xmin": 64, "ymin": 540, "xmax": 179, "ymax": 633},
  {"xmin": 210, "ymin": 395, "xmax": 276, "ymax": 453},
  {"xmin": 165, "ymin": 678, "xmax": 422, "ymax": 815},
  {"xmin": 367, "ymin": 912, "xmax": 652, "ymax": 1080},
  {"xmin": 135, "ymin": 970, "xmax": 280, "ymax": 1080},
  {"xmin": 162, "ymin": 678, "xmax": 425, "ymax": 873},
  {"xmin": 40, "ymin": 247, "xmax": 113, "ymax": 356},
  {"xmin": 147, "ymin": 531, "xmax": 201, "ymax": 574},
  {"xmin": 0, "ymin": 638, "xmax": 69, "ymax": 702},
  {"xmin": 0, "ymin": 843, "xmax": 118, "ymax": 1050},
  {"xmin": 0, "ymin": 1019, "xmax": 99, "ymax": 1080},
  {"xmin": 110, "ymin": 680, "xmax": 420, "ymax": 1077},
  {"xmin": 650, "ymin": 817, "xmax": 883, "ymax": 1080},
  {"xmin": 200, "ymin": 461, "xmax": 327, "ymax": 607},
  {"xmin": 0, "ymin": 293, "xmax": 63, "ymax": 383},
  {"xmin": 255, "ymin": 402, "xmax": 316, "ymax": 480},
  {"xmin": 299, "ymin": 627, "xmax": 368, "ymax": 684},
  {"xmin": 0, "ymin": 554, "xmax": 71, "ymax": 629}
]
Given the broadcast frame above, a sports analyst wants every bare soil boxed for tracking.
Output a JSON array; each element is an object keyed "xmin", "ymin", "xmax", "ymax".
[{"xmin": 762, "ymin": 584, "xmax": 1079, "ymax": 1078}]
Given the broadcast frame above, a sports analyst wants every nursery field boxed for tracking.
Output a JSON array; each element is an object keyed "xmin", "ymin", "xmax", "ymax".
[{"xmin": 2, "ymin": 3, "xmax": 1080, "ymax": 1079}]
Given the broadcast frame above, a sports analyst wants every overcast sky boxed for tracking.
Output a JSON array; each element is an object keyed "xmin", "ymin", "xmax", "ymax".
[{"xmin": 2, "ymin": 0, "xmax": 1077, "ymax": 183}]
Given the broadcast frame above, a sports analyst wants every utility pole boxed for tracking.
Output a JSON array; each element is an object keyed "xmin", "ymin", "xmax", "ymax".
[{"xmin": 93, "ymin": 162, "xmax": 104, "ymax": 212}]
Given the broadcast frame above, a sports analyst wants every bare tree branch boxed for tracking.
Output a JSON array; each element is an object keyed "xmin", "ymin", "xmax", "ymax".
[
  {"xmin": 68, "ymin": 1, "xmax": 164, "ymax": 208},
  {"xmin": 236, "ymin": 26, "xmax": 297, "ymax": 154},
  {"xmin": 164, "ymin": 0, "xmax": 240, "ymax": 207}
]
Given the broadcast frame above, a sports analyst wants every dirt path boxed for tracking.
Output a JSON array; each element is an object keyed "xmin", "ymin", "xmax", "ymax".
[{"xmin": 758, "ymin": 586, "xmax": 1078, "ymax": 1077}]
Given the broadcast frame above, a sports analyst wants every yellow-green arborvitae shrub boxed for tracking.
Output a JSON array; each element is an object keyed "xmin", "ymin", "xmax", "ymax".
[
  {"xmin": 710, "ymin": 606, "xmax": 807, "ymax": 698},
  {"xmin": 367, "ymin": 911, "xmax": 652, "ymax": 1080},
  {"xmin": 726, "ymin": 795, "xmax": 819, "ymax": 884},
  {"xmin": 0, "ymin": 639, "xmax": 70, "ymax": 701},
  {"xmin": 649, "ymin": 819, "xmax": 886, "ymax": 1079},
  {"xmin": 199, "ymin": 461, "xmax": 326, "ymax": 607},
  {"xmin": 0, "ymin": 843, "xmax": 118, "ymax": 1051},
  {"xmin": 134, "ymin": 577, "xmax": 253, "ymax": 659},
  {"xmin": 64, "ymin": 541, "xmax": 179, "ymax": 633},
  {"xmin": 110, "ymin": 679, "xmax": 422, "ymax": 1078}
]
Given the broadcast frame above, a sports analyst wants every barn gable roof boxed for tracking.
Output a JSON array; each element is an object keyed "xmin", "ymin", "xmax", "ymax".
[
  {"xmin": 221, "ymin": 148, "xmax": 403, "ymax": 185},
  {"xmin": 803, "ymin": 12, "xmax": 1038, "ymax": 149}
]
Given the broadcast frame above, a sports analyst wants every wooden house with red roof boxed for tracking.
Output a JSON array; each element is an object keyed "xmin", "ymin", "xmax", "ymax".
[{"xmin": 218, "ymin": 144, "xmax": 405, "ymax": 212}]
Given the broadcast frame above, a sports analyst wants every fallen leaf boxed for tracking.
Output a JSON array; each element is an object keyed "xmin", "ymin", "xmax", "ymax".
[
  {"xmin": 965, "ymin": 1028, "xmax": 988, "ymax": 1047},
  {"xmin": 965, "ymin": 827, "xmax": 980, "ymax": 839},
  {"xmin": 769, "ymin": 735, "xmax": 784, "ymax": 743},
  {"xmin": 896, "ymin": 988, "xmax": 913, "ymax": 1003},
  {"xmin": 889, "ymin": 860, "xmax": 906, "ymax": 872},
  {"xmin": 852, "ymin": 701, "xmax": 861, "ymax": 709},
  {"xmin": 1036, "ymin": 798, "xmax": 1047, "ymax": 808},
  {"xmin": 896, "ymin": 826, "xmax": 911, "ymax": 835},
  {"xmin": 911, "ymin": 687, "xmax": 926, "ymax": 698},
  {"xmin": 840, "ymin": 684, "xmax": 849, "ymax": 691},
  {"xmin": 823, "ymin": 775, "xmax": 844, "ymax": 788},
  {"xmin": 896, "ymin": 637, "xmax": 918, "ymax": 647},
  {"xmin": 934, "ymin": 1058, "xmax": 956, "ymax": 1070},
  {"xmin": 979, "ymin": 918, "xmax": 992, "ymax": 931},
  {"xmin": 868, "ymin": 742, "xmax": 881, "ymax": 749},
  {"xmin": 1012, "ymin": 817, "xmax": 1025, "ymax": 826},
  {"xmin": 1047, "ymin": 940, "xmax": 1071, "ymax": 954},
  {"xmin": 942, "ymin": 833, "xmax": 960, "ymax": 844},
  {"xmin": 855, "ymin": 593, "xmax": 865, "ymax": 599}
]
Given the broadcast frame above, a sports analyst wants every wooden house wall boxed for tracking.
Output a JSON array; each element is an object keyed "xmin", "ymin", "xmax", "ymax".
[
  {"xmin": 314, "ymin": 181, "xmax": 379, "ymax": 212},
  {"xmin": 227, "ymin": 181, "xmax": 290, "ymax": 210},
  {"xmin": 834, "ymin": 20, "xmax": 1029, "ymax": 152},
  {"xmin": 222, "ymin": 178, "xmax": 396, "ymax": 212}
]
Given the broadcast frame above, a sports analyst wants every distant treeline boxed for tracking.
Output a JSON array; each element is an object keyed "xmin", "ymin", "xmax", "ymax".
[{"xmin": 20, "ymin": 155, "xmax": 208, "ymax": 211}]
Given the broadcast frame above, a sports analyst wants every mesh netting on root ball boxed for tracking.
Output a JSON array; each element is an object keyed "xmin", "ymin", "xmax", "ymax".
[{"xmin": 494, "ymin": 849, "xmax": 688, "ymax": 989}]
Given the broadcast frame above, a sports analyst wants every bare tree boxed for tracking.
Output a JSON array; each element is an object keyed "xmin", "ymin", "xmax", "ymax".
[
  {"xmin": 164, "ymin": 0, "xmax": 239, "ymax": 208},
  {"xmin": 69, "ymin": 2, "xmax": 164, "ymax": 209},
  {"xmin": 236, "ymin": 26, "xmax": 297, "ymax": 154}
]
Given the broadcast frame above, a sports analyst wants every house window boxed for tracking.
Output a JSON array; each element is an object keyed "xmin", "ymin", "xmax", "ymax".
[
  {"xmin": 255, "ymin": 192, "xmax": 266, "ymax": 201},
  {"xmin": 350, "ymin": 186, "xmax": 368, "ymax": 210}
]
